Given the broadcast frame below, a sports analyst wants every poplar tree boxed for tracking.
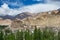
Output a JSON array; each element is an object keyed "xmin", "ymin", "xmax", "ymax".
[
  {"xmin": 7, "ymin": 31, "xmax": 15, "ymax": 40},
  {"xmin": 33, "ymin": 26, "xmax": 38, "ymax": 40},
  {"xmin": 43, "ymin": 27, "xmax": 55, "ymax": 40},
  {"xmin": 4, "ymin": 30, "xmax": 15, "ymax": 40},
  {"xmin": 58, "ymin": 30, "xmax": 60, "ymax": 40},
  {"xmin": 37, "ymin": 28, "xmax": 42, "ymax": 40},
  {"xmin": 24, "ymin": 29, "xmax": 30, "ymax": 40},
  {"xmin": 0, "ymin": 30, "xmax": 4, "ymax": 40},
  {"xmin": 16, "ymin": 30, "xmax": 23, "ymax": 40}
]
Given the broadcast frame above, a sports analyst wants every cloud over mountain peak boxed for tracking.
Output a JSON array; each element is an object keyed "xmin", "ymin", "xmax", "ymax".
[{"xmin": 0, "ymin": 3, "xmax": 59, "ymax": 16}]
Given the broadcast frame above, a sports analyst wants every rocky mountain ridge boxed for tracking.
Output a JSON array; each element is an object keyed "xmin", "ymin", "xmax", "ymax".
[
  {"xmin": 10, "ymin": 9, "xmax": 60, "ymax": 30},
  {"xmin": 0, "ymin": 12, "xmax": 34, "ymax": 20},
  {"xmin": 0, "ymin": 9, "xmax": 60, "ymax": 30}
]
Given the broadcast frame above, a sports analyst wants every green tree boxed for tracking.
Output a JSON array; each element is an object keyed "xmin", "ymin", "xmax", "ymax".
[
  {"xmin": 58, "ymin": 30, "xmax": 60, "ymax": 40},
  {"xmin": 43, "ymin": 27, "xmax": 55, "ymax": 40},
  {"xmin": 4, "ymin": 30, "xmax": 15, "ymax": 40},
  {"xmin": 33, "ymin": 27, "xmax": 42, "ymax": 40},
  {"xmin": 37, "ymin": 28, "xmax": 42, "ymax": 40},
  {"xmin": 33, "ymin": 26, "xmax": 38, "ymax": 40},
  {"xmin": 30, "ymin": 33, "xmax": 34, "ymax": 40},
  {"xmin": 24, "ymin": 29, "xmax": 31, "ymax": 40},
  {"xmin": 16, "ymin": 30, "xmax": 23, "ymax": 40},
  {"xmin": 48, "ymin": 28, "xmax": 55, "ymax": 40},
  {"xmin": 0, "ymin": 30, "xmax": 4, "ymax": 40},
  {"xmin": 0, "ymin": 25, "xmax": 7, "ymax": 30}
]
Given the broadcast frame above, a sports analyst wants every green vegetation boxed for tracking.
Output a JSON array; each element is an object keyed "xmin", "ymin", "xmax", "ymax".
[{"xmin": 0, "ymin": 25, "xmax": 60, "ymax": 40}]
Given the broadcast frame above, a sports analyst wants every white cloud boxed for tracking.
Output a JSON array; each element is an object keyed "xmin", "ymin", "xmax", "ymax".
[
  {"xmin": 0, "ymin": 3, "xmax": 59, "ymax": 16},
  {"xmin": 1, "ymin": 0, "xmax": 24, "ymax": 7},
  {"xmin": 46, "ymin": 0, "xmax": 60, "ymax": 6},
  {"xmin": 0, "ymin": 3, "xmax": 20, "ymax": 16},
  {"xmin": 1, "ymin": 3, "xmax": 9, "ymax": 9},
  {"xmin": 19, "ymin": 4, "xmax": 59, "ymax": 13}
]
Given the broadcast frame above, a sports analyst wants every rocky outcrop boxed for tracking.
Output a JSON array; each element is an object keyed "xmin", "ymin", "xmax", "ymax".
[
  {"xmin": 0, "ymin": 12, "xmax": 34, "ymax": 20},
  {"xmin": 0, "ymin": 9, "xmax": 60, "ymax": 30},
  {"xmin": 0, "ymin": 15, "xmax": 15, "ymax": 20},
  {"xmin": 0, "ymin": 19, "xmax": 12, "ymax": 27},
  {"xmin": 11, "ymin": 9, "xmax": 60, "ymax": 30},
  {"xmin": 15, "ymin": 12, "xmax": 34, "ymax": 19}
]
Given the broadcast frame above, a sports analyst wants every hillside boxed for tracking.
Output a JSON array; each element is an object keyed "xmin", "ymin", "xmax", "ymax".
[
  {"xmin": 0, "ymin": 9, "xmax": 60, "ymax": 30},
  {"xmin": 11, "ymin": 9, "xmax": 60, "ymax": 30}
]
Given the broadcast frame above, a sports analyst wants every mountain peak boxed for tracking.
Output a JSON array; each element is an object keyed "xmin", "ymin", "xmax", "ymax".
[
  {"xmin": 58, "ymin": 8, "xmax": 60, "ymax": 11},
  {"xmin": 15, "ymin": 12, "xmax": 33, "ymax": 19}
]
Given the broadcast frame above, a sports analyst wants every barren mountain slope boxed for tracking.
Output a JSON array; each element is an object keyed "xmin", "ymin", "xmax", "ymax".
[
  {"xmin": 11, "ymin": 10, "xmax": 60, "ymax": 29},
  {"xmin": 0, "ymin": 19, "xmax": 12, "ymax": 27}
]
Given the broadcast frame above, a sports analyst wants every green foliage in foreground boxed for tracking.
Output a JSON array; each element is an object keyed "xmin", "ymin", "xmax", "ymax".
[{"xmin": 0, "ymin": 26, "xmax": 60, "ymax": 40}]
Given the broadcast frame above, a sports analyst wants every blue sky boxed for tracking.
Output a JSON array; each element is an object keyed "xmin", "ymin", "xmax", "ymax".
[
  {"xmin": 0, "ymin": 0, "xmax": 45, "ymax": 8},
  {"xmin": 0, "ymin": 0, "xmax": 60, "ymax": 16}
]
